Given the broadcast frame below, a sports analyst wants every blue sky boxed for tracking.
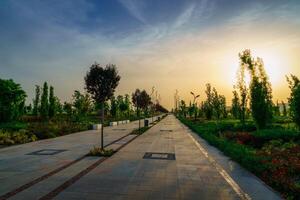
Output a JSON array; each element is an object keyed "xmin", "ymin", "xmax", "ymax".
[{"xmin": 1, "ymin": 0, "xmax": 300, "ymax": 109}]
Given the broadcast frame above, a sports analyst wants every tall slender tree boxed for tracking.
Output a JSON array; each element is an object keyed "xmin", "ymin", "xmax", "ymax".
[
  {"xmin": 33, "ymin": 85, "xmax": 40, "ymax": 116},
  {"xmin": 49, "ymin": 86, "xmax": 55, "ymax": 118},
  {"xmin": 239, "ymin": 50, "xmax": 273, "ymax": 129},
  {"xmin": 287, "ymin": 74, "xmax": 300, "ymax": 128},
  {"xmin": 40, "ymin": 82, "xmax": 49, "ymax": 119}
]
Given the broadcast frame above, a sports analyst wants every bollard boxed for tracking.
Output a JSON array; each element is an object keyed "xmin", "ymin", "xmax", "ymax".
[{"xmin": 144, "ymin": 119, "xmax": 149, "ymax": 127}]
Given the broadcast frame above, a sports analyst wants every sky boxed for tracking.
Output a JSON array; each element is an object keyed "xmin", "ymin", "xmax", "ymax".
[{"xmin": 1, "ymin": 0, "xmax": 300, "ymax": 110}]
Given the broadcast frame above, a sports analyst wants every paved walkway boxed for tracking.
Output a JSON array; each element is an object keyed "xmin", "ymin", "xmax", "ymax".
[
  {"xmin": 0, "ymin": 119, "xmax": 146, "ymax": 198},
  {"xmin": 0, "ymin": 115, "xmax": 281, "ymax": 200},
  {"xmin": 52, "ymin": 115, "xmax": 243, "ymax": 200}
]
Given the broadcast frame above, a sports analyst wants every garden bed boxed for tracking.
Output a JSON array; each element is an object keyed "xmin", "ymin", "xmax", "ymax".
[{"xmin": 179, "ymin": 117, "xmax": 300, "ymax": 199}]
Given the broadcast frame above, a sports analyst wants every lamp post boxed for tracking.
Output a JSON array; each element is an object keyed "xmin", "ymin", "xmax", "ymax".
[{"xmin": 190, "ymin": 92, "xmax": 200, "ymax": 120}]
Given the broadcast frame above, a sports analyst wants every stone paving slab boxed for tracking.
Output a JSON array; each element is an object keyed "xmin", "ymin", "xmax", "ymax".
[
  {"xmin": 0, "ymin": 119, "xmax": 145, "ymax": 197},
  {"xmin": 54, "ymin": 115, "xmax": 241, "ymax": 200}
]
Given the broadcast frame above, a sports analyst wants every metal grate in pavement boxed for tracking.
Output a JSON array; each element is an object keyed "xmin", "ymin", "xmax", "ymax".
[
  {"xmin": 143, "ymin": 152, "xmax": 176, "ymax": 160},
  {"xmin": 27, "ymin": 149, "xmax": 67, "ymax": 156},
  {"xmin": 160, "ymin": 129, "xmax": 173, "ymax": 132}
]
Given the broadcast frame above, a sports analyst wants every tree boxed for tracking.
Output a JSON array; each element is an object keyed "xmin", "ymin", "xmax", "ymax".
[
  {"xmin": 0, "ymin": 79, "xmax": 26, "ymax": 122},
  {"xmin": 236, "ymin": 59, "xmax": 248, "ymax": 127},
  {"xmin": 203, "ymin": 83, "xmax": 213, "ymax": 120},
  {"xmin": 49, "ymin": 86, "xmax": 55, "ymax": 118},
  {"xmin": 287, "ymin": 74, "xmax": 300, "ymax": 128},
  {"xmin": 282, "ymin": 101, "xmax": 287, "ymax": 117},
  {"xmin": 32, "ymin": 85, "xmax": 40, "ymax": 116},
  {"xmin": 118, "ymin": 95, "xmax": 129, "ymax": 117},
  {"xmin": 240, "ymin": 50, "xmax": 273, "ymax": 129},
  {"xmin": 63, "ymin": 102, "xmax": 73, "ymax": 116},
  {"xmin": 124, "ymin": 94, "xmax": 131, "ymax": 116},
  {"xmin": 273, "ymin": 100, "xmax": 281, "ymax": 116},
  {"xmin": 231, "ymin": 90, "xmax": 241, "ymax": 119},
  {"xmin": 110, "ymin": 96, "xmax": 118, "ymax": 118},
  {"xmin": 132, "ymin": 89, "xmax": 151, "ymax": 130},
  {"xmin": 40, "ymin": 82, "xmax": 49, "ymax": 119},
  {"xmin": 85, "ymin": 63, "xmax": 120, "ymax": 149},
  {"xmin": 179, "ymin": 100, "xmax": 187, "ymax": 117},
  {"xmin": 72, "ymin": 90, "xmax": 92, "ymax": 120}
]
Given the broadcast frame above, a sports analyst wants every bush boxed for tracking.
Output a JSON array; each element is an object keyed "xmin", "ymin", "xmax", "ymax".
[
  {"xmin": 28, "ymin": 121, "xmax": 90, "ymax": 139},
  {"xmin": 0, "ymin": 122, "xmax": 27, "ymax": 131},
  {"xmin": 88, "ymin": 146, "xmax": 114, "ymax": 157},
  {"xmin": 0, "ymin": 129, "xmax": 37, "ymax": 145}
]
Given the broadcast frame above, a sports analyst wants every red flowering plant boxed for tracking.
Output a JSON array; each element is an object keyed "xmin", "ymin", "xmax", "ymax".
[{"xmin": 257, "ymin": 140, "xmax": 300, "ymax": 199}]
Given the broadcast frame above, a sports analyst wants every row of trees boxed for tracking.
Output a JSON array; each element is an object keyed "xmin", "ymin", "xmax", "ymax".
[
  {"xmin": 178, "ymin": 84, "xmax": 227, "ymax": 121},
  {"xmin": 177, "ymin": 49, "xmax": 300, "ymax": 130}
]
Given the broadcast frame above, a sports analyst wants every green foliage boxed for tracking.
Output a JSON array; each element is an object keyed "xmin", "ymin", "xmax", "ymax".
[
  {"xmin": 88, "ymin": 147, "xmax": 114, "ymax": 157},
  {"xmin": 212, "ymin": 88, "xmax": 227, "ymax": 119},
  {"xmin": 132, "ymin": 89, "xmax": 151, "ymax": 116},
  {"xmin": 32, "ymin": 85, "xmax": 40, "ymax": 116},
  {"xmin": 85, "ymin": 63, "xmax": 120, "ymax": 103},
  {"xmin": 40, "ymin": 82, "xmax": 49, "ymax": 119},
  {"xmin": 63, "ymin": 102, "xmax": 73, "ymax": 116},
  {"xmin": 72, "ymin": 90, "xmax": 92, "ymax": 120},
  {"xmin": 28, "ymin": 120, "xmax": 90, "ymax": 139},
  {"xmin": 287, "ymin": 74, "xmax": 300, "ymax": 129},
  {"xmin": 0, "ymin": 79, "xmax": 27, "ymax": 122},
  {"xmin": 231, "ymin": 90, "xmax": 241, "ymax": 119},
  {"xmin": 0, "ymin": 129, "xmax": 37, "ymax": 145},
  {"xmin": 203, "ymin": 83, "xmax": 213, "ymax": 120},
  {"xmin": 110, "ymin": 96, "xmax": 118, "ymax": 117},
  {"xmin": 239, "ymin": 50, "xmax": 273, "ymax": 129},
  {"xmin": 49, "ymin": 86, "xmax": 55, "ymax": 118}
]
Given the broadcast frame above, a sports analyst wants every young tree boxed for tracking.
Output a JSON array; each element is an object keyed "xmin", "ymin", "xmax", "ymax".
[
  {"xmin": 110, "ymin": 96, "xmax": 118, "ymax": 118},
  {"xmin": 32, "ymin": 85, "xmax": 40, "ymax": 116},
  {"xmin": 231, "ymin": 90, "xmax": 241, "ymax": 119},
  {"xmin": 132, "ymin": 89, "xmax": 151, "ymax": 130},
  {"xmin": 287, "ymin": 74, "xmax": 300, "ymax": 128},
  {"xmin": 179, "ymin": 100, "xmax": 187, "ymax": 118},
  {"xmin": 49, "ymin": 86, "xmax": 55, "ymax": 118},
  {"xmin": 72, "ymin": 90, "xmax": 92, "ymax": 120},
  {"xmin": 63, "ymin": 102, "xmax": 73, "ymax": 116},
  {"xmin": 118, "ymin": 95, "xmax": 129, "ymax": 117},
  {"xmin": 282, "ymin": 101, "xmax": 287, "ymax": 117},
  {"xmin": 40, "ymin": 82, "xmax": 49, "ymax": 119},
  {"xmin": 85, "ymin": 63, "xmax": 120, "ymax": 149},
  {"xmin": 236, "ymin": 60, "xmax": 248, "ymax": 127},
  {"xmin": 124, "ymin": 94, "xmax": 131, "ymax": 117},
  {"xmin": 132, "ymin": 89, "xmax": 141, "ymax": 117},
  {"xmin": 0, "ymin": 79, "xmax": 27, "ymax": 122},
  {"xmin": 240, "ymin": 50, "xmax": 273, "ymax": 129},
  {"xmin": 203, "ymin": 83, "xmax": 213, "ymax": 120}
]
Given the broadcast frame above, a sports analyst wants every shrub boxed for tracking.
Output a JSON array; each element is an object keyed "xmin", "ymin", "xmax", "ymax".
[
  {"xmin": 88, "ymin": 146, "xmax": 114, "ymax": 157},
  {"xmin": 0, "ymin": 129, "xmax": 37, "ymax": 145}
]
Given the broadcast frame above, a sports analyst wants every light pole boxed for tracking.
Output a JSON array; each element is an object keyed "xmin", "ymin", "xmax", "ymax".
[{"xmin": 190, "ymin": 92, "xmax": 200, "ymax": 120}]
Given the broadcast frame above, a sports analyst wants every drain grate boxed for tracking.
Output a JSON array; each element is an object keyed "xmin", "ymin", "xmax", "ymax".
[
  {"xmin": 27, "ymin": 149, "xmax": 67, "ymax": 156},
  {"xmin": 143, "ymin": 152, "xmax": 175, "ymax": 160},
  {"xmin": 160, "ymin": 129, "xmax": 173, "ymax": 132}
]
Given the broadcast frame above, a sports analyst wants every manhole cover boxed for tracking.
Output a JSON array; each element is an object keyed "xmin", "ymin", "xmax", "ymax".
[
  {"xmin": 143, "ymin": 152, "xmax": 175, "ymax": 160},
  {"xmin": 160, "ymin": 130, "xmax": 173, "ymax": 132},
  {"xmin": 27, "ymin": 149, "xmax": 67, "ymax": 155}
]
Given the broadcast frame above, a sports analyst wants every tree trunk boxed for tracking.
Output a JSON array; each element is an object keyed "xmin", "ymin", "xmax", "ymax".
[{"xmin": 101, "ymin": 102, "xmax": 104, "ymax": 149}]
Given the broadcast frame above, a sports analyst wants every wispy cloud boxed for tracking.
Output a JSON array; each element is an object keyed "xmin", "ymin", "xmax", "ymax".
[{"xmin": 118, "ymin": 0, "xmax": 147, "ymax": 24}]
